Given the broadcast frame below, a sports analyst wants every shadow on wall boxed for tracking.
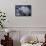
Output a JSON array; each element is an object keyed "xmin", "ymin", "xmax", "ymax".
[{"xmin": 13, "ymin": 40, "xmax": 21, "ymax": 46}]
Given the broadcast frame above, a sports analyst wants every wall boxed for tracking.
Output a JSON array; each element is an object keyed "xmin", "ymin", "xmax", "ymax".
[
  {"xmin": 0, "ymin": 0, "xmax": 46, "ymax": 27},
  {"xmin": 0, "ymin": 0, "xmax": 46, "ymax": 46}
]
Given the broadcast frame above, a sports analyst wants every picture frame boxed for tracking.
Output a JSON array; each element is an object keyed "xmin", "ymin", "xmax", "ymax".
[{"xmin": 15, "ymin": 5, "xmax": 32, "ymax": 16}]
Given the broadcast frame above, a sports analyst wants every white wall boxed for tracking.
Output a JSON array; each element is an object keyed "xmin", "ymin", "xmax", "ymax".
[
  {"xmin": 0, "ymin": 0, "xmax": 46, "ymax": 27},
  {"xmin": 0, "ymin": 0, "xmax": 46, "ymax": 46}
]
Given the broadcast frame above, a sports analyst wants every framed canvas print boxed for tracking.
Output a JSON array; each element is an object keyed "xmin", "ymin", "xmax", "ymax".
[{"xmin": 15, "ymin": 5, "xmax": 32, "ymax": 16}]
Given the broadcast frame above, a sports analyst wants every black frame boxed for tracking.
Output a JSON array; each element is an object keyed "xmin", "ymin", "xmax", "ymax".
[{"xmin": 15, "ymin": 5, "xmax": 32, "ymax": 16}]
